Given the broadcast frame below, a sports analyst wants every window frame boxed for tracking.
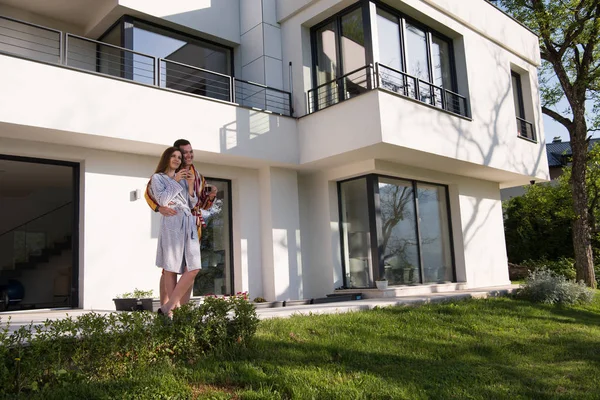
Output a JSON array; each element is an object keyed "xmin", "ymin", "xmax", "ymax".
[
  {"xmin": 310, "ymin": 1, "xmax": 459, "ymax": 104},
  {"xmin": 374, "ymin": 0, "xmax": 458, "ymax": 92},
  {"xmin": 193, "ymin": 177, "xmax": 235, "ymax": 297},
  {"xmin": 310, "ymin": 2, "xmax": 367, "ymax": 106},
  {"xmin": 511, "ymin": 71, "xmax": 526, "ymax": 119},
  {"xmin": 337, "ymin": 173, "xmax": 456, "ymax": 288},
  {"xmin": 98, "ymin": 15, "xmax": 235, "ymax": 77}
]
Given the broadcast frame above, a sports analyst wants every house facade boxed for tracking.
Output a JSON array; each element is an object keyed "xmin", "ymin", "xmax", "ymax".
[{"xmin": 0, "ymin": 0, "xmax": 548, "ymax": 310}]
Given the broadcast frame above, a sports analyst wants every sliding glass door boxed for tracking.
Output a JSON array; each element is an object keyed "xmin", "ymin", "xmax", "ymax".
[
  {"xmin": 193, "ymin": 179, "xmax": 233, "ymax": 296},
  {"xmin": 339, "ymin": 175, "xmax": 454, "ymax": 288}
]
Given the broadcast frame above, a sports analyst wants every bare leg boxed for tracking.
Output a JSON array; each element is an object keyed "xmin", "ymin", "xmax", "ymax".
[
  {"xmin": 159, "ymin": 273, "xmax": 167, "ymax": 306},
  {"xmin": 161, "ymin": 268, "xmax": 200, "ymax": 315},
  {"xmin": 179, "ymin": 284, "xmax": 194, "ymax": 306},
  {"xmin": 162, "ymin": 270, "xmax": 177, "ymax": 307}
]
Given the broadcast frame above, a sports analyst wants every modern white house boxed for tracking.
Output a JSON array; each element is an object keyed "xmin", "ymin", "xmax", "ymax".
[{"xmin": 0, "ymin": 0, "xmax": 548, "ymax": 311}]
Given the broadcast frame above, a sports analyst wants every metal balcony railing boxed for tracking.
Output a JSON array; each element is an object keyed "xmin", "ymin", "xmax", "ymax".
[
  {"xmin": 0, "ymin": 15, "xmax": 292, "ymax": 116},
  {"xmin": 308, "ymin": 63, "xmax": 471, "ymax": 118},
  {"xmin": 516, "ymin": 116, "xmax": 536, "ymax": 141},
  {"xmin": 234, "ymin": 78, "xmax": 293, "ymax": 117},
  {"xmin": 307, "ymin": 65, "xmax": 375, "ymax": 113}
]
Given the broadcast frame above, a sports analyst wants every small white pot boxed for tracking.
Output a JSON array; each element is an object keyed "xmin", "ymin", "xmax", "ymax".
[{"xmin": 375, "ymin": 280, "xmax": 388, "ymax": 290}]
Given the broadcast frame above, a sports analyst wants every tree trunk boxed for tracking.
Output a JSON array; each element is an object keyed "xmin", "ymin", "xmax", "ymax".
[{"xmin": 570, "ymin": 116, "xmax": 597, "ymax": 288}]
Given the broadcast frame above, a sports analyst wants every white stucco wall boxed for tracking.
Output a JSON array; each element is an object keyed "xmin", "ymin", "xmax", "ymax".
[
  {"xmin": 259, "ymin": 167, "xmax": 303, "ymax": 301},
  {"xmin": 0, "ymin": 55, "xmax": 299, "ymax": 167},
  {"xmin": 0, "ymin": 137, "xmax": 265, "ymax": 310},
  {"xmin": 297, "ymin": 159, "xmax": 510, "ymax": 299},
  {"xmin": 283, "ymin": 0, "xmax": 547, "ymax": 184},
  {"xmin": 118, "ymin": 0, "xmax": 241, "ymax": 44},
  {"xmin": 0, "ymin": 3, "xmax": 86, "ymax": 35}
]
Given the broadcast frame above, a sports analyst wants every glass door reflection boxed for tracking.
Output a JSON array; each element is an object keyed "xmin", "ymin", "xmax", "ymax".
[
  {"xmin": 417, "ymin": 183, "xmax": 453, "ymax": 283},
  {"xmin": 340, "ymin": 178, "xmax": 372, "ymax": 288},
  {"xmin": 378, "ymin": 178, "xmax": 421, "ymax": 285},
  {"xmin": 193, "ymin": 179, "xmax": 232, "ymax": 296}
]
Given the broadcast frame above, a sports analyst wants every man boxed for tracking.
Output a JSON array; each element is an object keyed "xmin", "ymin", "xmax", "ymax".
[{"xmin": 145, "ymin": 139, "xmax": 217, "ymax": 307}]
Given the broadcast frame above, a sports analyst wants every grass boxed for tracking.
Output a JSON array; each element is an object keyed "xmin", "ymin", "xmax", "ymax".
[{"xmin": 32, "ymin": 293, "xmax": 600, "ymax": 400}]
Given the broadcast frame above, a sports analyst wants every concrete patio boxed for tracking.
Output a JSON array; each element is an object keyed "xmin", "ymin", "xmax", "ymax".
[{"xmin": 0, "ymin": 285, "xmax": 519, "ymax": 335}]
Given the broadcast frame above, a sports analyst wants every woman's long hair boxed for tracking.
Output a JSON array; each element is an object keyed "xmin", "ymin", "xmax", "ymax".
[{"xmin": 154, "ymin": 147, "xmax": 182, "ymax": 174}]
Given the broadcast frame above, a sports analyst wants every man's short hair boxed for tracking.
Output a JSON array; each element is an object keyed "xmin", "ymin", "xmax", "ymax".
[{"xmin": 173, "ymin": 139, "xmax": 191, "ymax": 148}]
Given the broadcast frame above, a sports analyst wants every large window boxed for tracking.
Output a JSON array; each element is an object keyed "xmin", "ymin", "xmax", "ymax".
[
  {"xmin": 98, "ymin": 17, "xmax": 233, "ymax": 99},
  {"xmin": 310, "ymin": 2, "xmax": 463, "ymax": 115},
  {"xmin": 339, "ymin": 175, "xmax": 455, "ymax": 288},
  {"xmin": 512, "ymin": 71, "xmax": 536, "ymax": 141},
  {"xmin": 311, "ymin": 5, "xmax": 370, "ymax": 111},
  {"xmin": 193, "ymin": 179, "xmax": 233, "ymax": 296}
]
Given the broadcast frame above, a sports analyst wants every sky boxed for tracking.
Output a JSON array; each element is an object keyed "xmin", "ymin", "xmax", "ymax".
[{"xmin": 543, "ymin": 115, "xmax": 569, "ymax": 143}]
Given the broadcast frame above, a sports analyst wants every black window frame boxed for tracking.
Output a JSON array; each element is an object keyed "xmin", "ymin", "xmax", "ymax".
[
  {"xmin": 511, "ymin": 70, "xmax": 537, "ymax": 142},
  {"xmin": 373, "ymin": 0, "xmax": 458, "ymax": 92},
  {"xmin": 310, "ymin": 1, "xmax": 369, "ymax": 107},
  {"xmin": 0, "ymin": 154, "xmax": 80, "ymax": 309},
  {"xmin": 337, "ymin": 173, "xmax": 456, "ymax": 288},
  {"xmin": 310, "ymin": 1, "xmax": 459, "ymax": 93},
  {"xmin": 193, "ymin": 177, "xmax": 235, "ymax": 297},
  {"xmin": 98, "ymin": 15, "xmax": 235, "ymax": 78},
  {"xmin": 511, "ymin": 71, "xmax": 526, "ymax": 119}
]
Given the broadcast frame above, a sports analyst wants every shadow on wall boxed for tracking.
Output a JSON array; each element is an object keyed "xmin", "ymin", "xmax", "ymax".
[
  {"xmin": 433, "ymin": 44, "xmax": 546, "ymax": 253},
  {"xmin": 219, "ymin": 107, "xmax": 297, "ymax": 163},
  {"xmin": 160, "ymin": 1, "xmax": 240, "ymax": 44},
  {"xmin": 274, "ymin": 228, "xmax": 302, "ymax": 301}
]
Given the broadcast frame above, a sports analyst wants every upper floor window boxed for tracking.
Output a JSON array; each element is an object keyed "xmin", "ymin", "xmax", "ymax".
[
  {"xmin": 312, "ymin": 5, "xmax": 370, "ymax": 110},
  {"xmin": 100, "ymin": 17, "xmax": 233, "ymax": 100},
  {"xmin": 375, "ymin": 5, "xmax": 457, "ymax": 110},
  {"xmin": 309, "ymin": 2, "xmax": 468, "ymax": 117},
  {"xmin": 511, "ymin": 71, "xmax": 536, "ymax": 141}
]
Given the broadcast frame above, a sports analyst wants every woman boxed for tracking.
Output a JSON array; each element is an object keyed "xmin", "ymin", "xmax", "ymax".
[{"xmin": 150, "ymin": 146, "xmax": 201, "ymax": 316}]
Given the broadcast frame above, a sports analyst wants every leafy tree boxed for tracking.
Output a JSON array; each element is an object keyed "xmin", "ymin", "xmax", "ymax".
[
  {"xmin": 499, "ymin": 0, "xmax": 600, "ymax": 287},
  {"xmin": 504, "ymin": 145, "xmax": 600, "ymax": 273}
]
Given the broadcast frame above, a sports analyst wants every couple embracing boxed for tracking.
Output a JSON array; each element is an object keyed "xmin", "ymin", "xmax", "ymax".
[{"xmin": 146, "ymin": 139, "xmax": 217, "ymax": 317}]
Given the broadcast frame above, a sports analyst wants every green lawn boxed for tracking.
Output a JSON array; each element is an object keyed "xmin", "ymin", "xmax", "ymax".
[{"xmin": 36, "ymin": 294, "xmax": 600, "ymax": 400}]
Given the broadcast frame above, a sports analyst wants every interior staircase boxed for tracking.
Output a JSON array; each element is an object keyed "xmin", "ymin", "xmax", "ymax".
[{"xmin": 0, "ymin": 235, "xmax": 72, "ymax": 280}]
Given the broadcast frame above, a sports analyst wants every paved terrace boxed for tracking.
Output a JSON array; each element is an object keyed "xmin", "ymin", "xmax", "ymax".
[{"xmin": 0, "ymin": 285, "xmax": 519, "ymax": 335}]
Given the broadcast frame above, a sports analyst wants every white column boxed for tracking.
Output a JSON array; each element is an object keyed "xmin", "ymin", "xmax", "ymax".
[
  {"xmin": 258, "ymin": 167, "xmax": 302, "ymax": 301},
  {"xmin": 240, "ymin": 0, "xmax": 284, "ymax": 89}
]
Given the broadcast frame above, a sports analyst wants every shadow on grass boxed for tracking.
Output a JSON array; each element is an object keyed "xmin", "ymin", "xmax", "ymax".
[{"xmin": 192, "ymin": 298, "xmax": 600, "ymax": 399}]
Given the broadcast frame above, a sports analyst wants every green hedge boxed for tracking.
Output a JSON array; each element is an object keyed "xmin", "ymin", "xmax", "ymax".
[{"xmin": 0, "ymin": 294, "xmax": 258, "ymax": 397}]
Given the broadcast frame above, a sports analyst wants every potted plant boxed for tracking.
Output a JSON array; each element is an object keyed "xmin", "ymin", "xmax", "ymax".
[
  {"xmin": 113, "ymin": 288, "xmax": 156, "ymax": 312},
  {"xmin": 252, "ymin": 296, "xmax": 284, "ymax": 308},
  {"xmin": 375, "ymin": 277, "xmax": 388, "ymax": 290}
]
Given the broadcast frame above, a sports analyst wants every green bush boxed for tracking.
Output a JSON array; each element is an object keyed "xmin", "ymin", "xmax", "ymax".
[
  {"xmin": 517, "ymin": 268, "xmax": 595, "ymax": 305},
  {"xmin": 0, "ymin": 293, "xmax": 258, "ymax": 397},
  {"xmin": 117, "ymin": 288, "xmax": 154, "ymax": 298},
  {"xmin": 521, "ymin": 257, "xmax": 576, "ymax": 280}
]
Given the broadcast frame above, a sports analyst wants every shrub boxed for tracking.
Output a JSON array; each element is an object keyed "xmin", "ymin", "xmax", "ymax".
[
  {"xmin": 521, "ymin": 257, "xmax": 576, "ymax": 280},
  {"xmin": 0, "ymin": 293, "xmax": 258, "ymax": 396},
  {"xmin": 517, "ymin": 268, "xmax": 595, "ymax": 305},
  {"xmin": 116, "ymin": 288, "xmax": 154, "ymax": 298}
]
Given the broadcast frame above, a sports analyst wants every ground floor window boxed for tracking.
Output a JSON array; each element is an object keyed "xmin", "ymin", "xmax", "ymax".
[
  {"xmin": 193, "ymin": 179, "xmax": 233, "ymax": 296},
  {"xmin": 339, "ymin": 174, "xmax": 454, "ymax": 288},
  {"xmin": 0, "ymin": 155, "xmax": 79, "ymax": 311}
]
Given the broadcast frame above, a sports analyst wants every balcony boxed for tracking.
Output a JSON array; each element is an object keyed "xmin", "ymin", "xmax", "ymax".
[
  {"xmin": 307, "ymin": 64, "xmax": 470, "ymax": 119},
  {"xmin": 516, "ymin": 117, "xmax": 536, "ymax": 142},
  {"xmin": 0, "ymin": 15, "xmax": 292, "ymax": 117}
]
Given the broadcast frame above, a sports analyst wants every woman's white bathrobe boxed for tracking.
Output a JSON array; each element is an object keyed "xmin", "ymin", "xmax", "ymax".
[{"xmin": 150, "ymin": 173, "xmax": 202, "ymax": 273}]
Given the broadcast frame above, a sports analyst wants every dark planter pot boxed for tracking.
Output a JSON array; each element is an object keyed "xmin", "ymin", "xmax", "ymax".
[
  {"xmin": 313, "ymin": 294, "xmax": 357, "ymax": 304},
  {"xmin": 283, "ymin": 299, "xmax": 313, "ymax": 307},
  {"xmin": 113, "ymin": 298, "xmax": 155, "ymax": 312},
  {"xmin": 327, "ymin": 293, "xmax": 362, "ymax": 300},
  {"xmin": 253, "ymin": 301, "xmax": 284, "ymax": 309}
]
